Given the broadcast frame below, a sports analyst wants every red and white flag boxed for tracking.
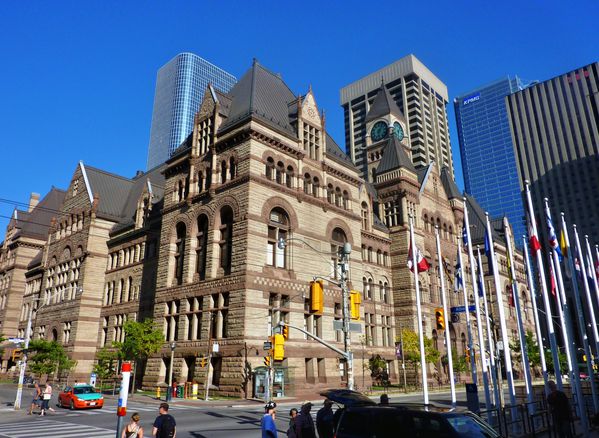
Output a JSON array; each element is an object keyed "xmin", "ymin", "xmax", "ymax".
[
  {"xmin": 528, "ymin": 219, "xmax": 541, "ymax": 253},
  {"xmin": 407, "ymin": 242, "xmax": 430, "ymax": 273},
  {"xmin": 549, "ymin": 265, "xmax": 557, "ymax": 299}
]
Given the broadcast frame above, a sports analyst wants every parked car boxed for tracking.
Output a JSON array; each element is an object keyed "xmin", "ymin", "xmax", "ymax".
[
  {"xmin": 58, "ymin": 384, "xmax": 104, "ymax": 409},
  {"xmin": 321, "ymin": 389, "xmax": 500, "ymax": 438}
]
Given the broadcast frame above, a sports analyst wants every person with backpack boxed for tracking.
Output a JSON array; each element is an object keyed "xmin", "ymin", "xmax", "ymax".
[
  {"xmin": 152, "ymin": 402, "xmax": 176, "ymax": 438},
  {"xmin": 261, "ymin": 401, "xmax": 278, "ymax": 438},
  {"xmin": 121, "ymin": 412, "xmax": 143, "ymax": 438}
]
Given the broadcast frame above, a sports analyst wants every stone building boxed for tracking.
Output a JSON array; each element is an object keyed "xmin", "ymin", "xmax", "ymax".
[{"xmin": 2, "ymin": 60, "xmax": 536, "ymax": 397}]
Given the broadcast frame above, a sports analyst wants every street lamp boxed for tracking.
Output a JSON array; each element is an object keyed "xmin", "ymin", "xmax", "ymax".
[
  {"xmin": 14, "ymin": 286, "xmax": 83, "ymax": 410},
  {"xmin": 166, "ymin": 341, "xmax": 176, "ymax": 402}
]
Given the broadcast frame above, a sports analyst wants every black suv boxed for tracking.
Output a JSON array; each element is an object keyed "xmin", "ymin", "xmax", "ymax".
[{"xmin": 321, "ymin": 389, "xmax": 500, "ymax": 438}]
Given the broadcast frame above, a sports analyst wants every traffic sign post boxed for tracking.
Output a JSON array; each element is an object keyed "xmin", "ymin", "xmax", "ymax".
[{"xmin": 115, "ymin": 362, "xmax": 131, "ymax": 438}]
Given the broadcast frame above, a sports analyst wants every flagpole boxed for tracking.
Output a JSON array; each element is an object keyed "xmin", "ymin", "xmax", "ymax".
[
  {"xmin": 585, "ymin": 235, "xmax": 599, "ymax": 311},
  {"xmin": 522, "ymin": 235, "xmax": 548, "ymax": 391},
  {"xmin": 457, "ymin": 235, "xmax": 477, "ymax": 386},
  {"xmin": 562, "ymin": 214, "xmax": 599, "ymax": 414},
  {"xmin": 503, "ymin": 217, "xmax": 533, "ymax": 406},
  {"xmin": 435, "ymin": 225, "xmax": 456, "ymax": 407},
  {"xmin": 410, "ymin": 214, "xmax": 428, "ymax": 404},
  {"xmin": 463, "ymin": 198, "xmax": 490, "ymax": 411},
  {"xmin": 477, "ymin": 247, "xmax": 499, "ymax": 409},
  {"xmin": 549, "ymin": 253, "xmax": 573, "ymax": 374},
  {"xmin": 524, "ymin": 180, "xmax": 563, "ymax": 388},
  {"xmin": 485, "ymin": 213, "xmax": 517, "ymax": 407}
]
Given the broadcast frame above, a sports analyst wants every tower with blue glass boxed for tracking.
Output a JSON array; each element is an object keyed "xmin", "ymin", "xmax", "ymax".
[
  {"xmin": 454, "ymin": 76, "xmax": 529, "ymax": 240},
  {"xmin": 147, "ymin": 53, "xmax": 237, "ymax": 169}
]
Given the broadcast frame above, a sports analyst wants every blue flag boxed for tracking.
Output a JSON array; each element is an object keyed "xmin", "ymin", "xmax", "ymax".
[
  {"xmin": 476, "ymin": 258, "xmax": 484, "ymax": 298},
  {"xmin": 484, "ymin": 229, "xmax": 493, "ymax": 275},
  {"xmin": 462, "ymin": 219, "xmax": 468, "ymax": 249},
  {"xmin": 454, "ymin": 249, "xmax": 463, "ymax": 293}
]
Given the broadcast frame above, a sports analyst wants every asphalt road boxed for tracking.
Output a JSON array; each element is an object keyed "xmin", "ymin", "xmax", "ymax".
[{"xmin": 0, "ymin": 384, "xmax": 475, "ymax": 438}]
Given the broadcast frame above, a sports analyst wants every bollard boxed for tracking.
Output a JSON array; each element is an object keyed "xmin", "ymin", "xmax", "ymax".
[
  {"xmin": 156, "ymin": 386, "xmax": 161, "ymax": 400},
  {"xmin": 192, "ymin": 383, "xmax": 198, "ymax": 400}
]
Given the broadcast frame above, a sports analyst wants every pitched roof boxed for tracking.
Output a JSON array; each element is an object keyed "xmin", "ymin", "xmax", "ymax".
[
  {"xmin": 325, "ymin": 133, "xmax": 357, "ymax": 171},
  {"xmin": 219, "ymin": 60, "xmax": 297, "ymax": 136},
  {"xmin": 440, "ymin": 167, "xmax": 461, "ymax": 199},
  {"xmin": 365, "ymin": 83, "xmax": 405, "ymax": 123},
  {"xmin": 13, "ymin": 188, "xmax": 66, "ymax": 240},
  {"xmin": 465, "ymin": 193, "xmax": 503, "ymax": 245},
  {"xmin": 377, "ymin": 136, "xmax": 416, "ymax": 175}
]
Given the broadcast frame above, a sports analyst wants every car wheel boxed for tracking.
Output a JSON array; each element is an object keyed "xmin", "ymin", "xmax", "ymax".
[{"xmin": 70, "ymin": 400, "xmax": 75, "ymax": 410}]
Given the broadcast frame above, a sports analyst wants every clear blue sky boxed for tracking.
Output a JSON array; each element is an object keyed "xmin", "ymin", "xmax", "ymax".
[{"xmin": 1, "ymin": 0, "xmax": 597, "ymax": 231}]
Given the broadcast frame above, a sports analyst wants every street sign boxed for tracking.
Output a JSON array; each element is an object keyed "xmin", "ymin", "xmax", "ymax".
[
  {"xmin": 450, "ymin": 305, "xmax": 476, "ymax": 313},
  {"xmin": 7, "ymin": 338, "xmax": 24, "ymax": 344},
  {"xmin": 212, "ymin": 342, "xmax": 219, "ymax": 353},
  {"xmin": 333, "ymin": 321, "xmax": 362, "ymax": 333},
  {"xmin": 263, "ymin": 341, "xmax": 272, "ymax": 351}
]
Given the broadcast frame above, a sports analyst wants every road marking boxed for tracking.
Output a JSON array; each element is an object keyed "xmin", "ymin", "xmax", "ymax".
[{"xmin": 0, "ymin": 419, "xmax": 115, "ymax": 437}]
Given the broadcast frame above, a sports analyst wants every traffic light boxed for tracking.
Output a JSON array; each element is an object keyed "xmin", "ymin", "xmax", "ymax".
[
  {"xmin": 435, "ymin": 308, "xmax": 445, "ymax": 330},
  {"xmin": 282, "ymin": 325, "xmax": 289, "ymax": 340},
  {"xmin": 264, "ymin": 356, "xmax": 271, "ymax": 367},
  {"xmin": 199, "ymin": 356, "xmax": 208, "ymax": 368},
  {"xmin": 350, "ymin": 290, "xmax": 361, "ymax": 320},
  {"xmin": 310, "ymin": 280, "xmax": 324, "ymax": 313},
  {"xmin": 273, "ymin": 333, "xmax": 285, "ymax": 361},
  {"xmin": 465, "ymin": 347, "xmax": 470, "ymax": 361}
]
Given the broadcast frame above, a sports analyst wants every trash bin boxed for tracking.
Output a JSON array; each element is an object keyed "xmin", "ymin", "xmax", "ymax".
[{"xmin": 176, "ymin": 384, "xmax": 184, "ymax": 398}]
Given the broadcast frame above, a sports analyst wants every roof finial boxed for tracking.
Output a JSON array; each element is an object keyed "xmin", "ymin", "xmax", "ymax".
[
  {"xmin": 381, "ymin": 75, "xmax": 385, "ymax": 86},
  {"xmin": 252, "ymin": 57, "xmax": 259, "ymax": 66},
  {"xmin": 308, "ymin": 83, "xmax": 312, "ymax": 93}
]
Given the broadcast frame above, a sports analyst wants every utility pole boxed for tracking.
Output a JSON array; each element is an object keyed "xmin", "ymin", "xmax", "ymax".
[{"xmin": 339, "ymin": 242, "xmax": 354, "ymax": 391}]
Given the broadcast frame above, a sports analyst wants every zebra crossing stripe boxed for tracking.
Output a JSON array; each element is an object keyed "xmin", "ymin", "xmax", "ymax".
[{"xmin": 0, "ymin": 419, "xmax": 115, "ymax": 438}]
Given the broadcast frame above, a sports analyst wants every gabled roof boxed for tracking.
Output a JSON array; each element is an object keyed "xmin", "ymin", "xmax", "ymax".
[
  {"xmin": 219, "ymin": 60, "xmax": 297, "ymax": 136},
  {"xmin": 440, "ymin": 167, "xmax": 461, "ymax": 199},
  {"xmin": 377, "ymin": 136, "xmax": 416, "ymax": 175},
  {"xmin": 11, "ymin": 188, "xmax": 66, "ymax": 240},
  {"xmin": 365, "ymin": 83, "xmax": 405, "ymax": 123},
  {"xmin": 465, "ymin": 193, "xmax": 503, "ymax": 245},
  {"xmin": 325, "ymin": 133, "xmax": 358, "ymax": 171}
]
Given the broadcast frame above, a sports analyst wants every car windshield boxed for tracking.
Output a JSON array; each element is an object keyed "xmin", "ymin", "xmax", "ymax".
[
  {"xmin": 446, "ymin": 414, "xmax": 499, "ymax": 438},
  {"xmin": 73, "ymin": 386, "xmax": 95, "ymax": 395}
]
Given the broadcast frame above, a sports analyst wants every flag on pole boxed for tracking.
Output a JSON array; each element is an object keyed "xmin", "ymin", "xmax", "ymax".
[
  {"xmin": 454, "ymin": 249, "xmax": 463, "ymax": 293},
  {"xmin": 407, "ymin": 242, "xmax": 430, "ymax": 273},
  {"xmin": 462, "ymin": 220, "xmax": 468, "ymax": 250},
  {"xmin": 549, "ymin": 264, "xmax": 557, "ymax": 298},
  {"xmin": 595, "ymin": 260, "xmax": 599, "ymax": 283},
  {"xmin": 586, "ymin": 254, "xmax": 596, "ymax": 290},
  {"xmin": 484, "ymin": 229, "xmax": 493, "ymax": 275},
  {"xmin": 476, "ymin": 258, "xmax": 484, "ymax": 298},
  {"xmin": 547, "ymin": 216, "xmax": 563, "ymax": 261},
  {"xmin": 507, "ymin": 246, "xmax": 516, "ymax": 306},
  {"xmin": 528, "ymin": 219, "xmax": 541, "ymax": 253},
  {"xmin": 560, "ymin": 229, "xmax": 568, "ymax": 258},
  {"xmin": 443, "ymin": 258, "xmax": 454, "ymax": 288}
]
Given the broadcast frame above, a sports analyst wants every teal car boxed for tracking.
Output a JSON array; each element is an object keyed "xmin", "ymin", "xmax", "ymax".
[{"xmin": 58, "ymin": 384, "xmax": 104, "ymax": 409}]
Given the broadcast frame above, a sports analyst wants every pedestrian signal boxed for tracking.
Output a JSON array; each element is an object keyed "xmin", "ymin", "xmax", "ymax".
[
  {"xmin": 273, "ymin": 334, "xmax": 285, "ymax": 361},
  {"xmin": 310, "ymin": 280, "xmax": 324, "ymax": 313},
  {"xmin": 350, "ymin": 290, "xmax": 361, "ymax": 320},
  {"xmin": 435, "ymin": 308, "xmax": 445, "ymax": 330}
]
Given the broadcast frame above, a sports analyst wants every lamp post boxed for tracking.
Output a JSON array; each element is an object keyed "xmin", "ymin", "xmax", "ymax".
[
  {"xmin": 14, "ymin": 286, "xmax": 82, "ymax": 410},
  {"xmin": 166, "ymin": 341, "xmax": 176, "ymax": 402}
]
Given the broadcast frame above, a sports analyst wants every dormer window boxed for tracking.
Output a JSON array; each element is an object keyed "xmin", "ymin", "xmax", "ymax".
[
  {"xmin": 303, "ymin": 123, "xmax": 320, "ymax": 160},
  {"xmin": 197, "ymin": 117, "xmax": 213, "ymax": 155}
]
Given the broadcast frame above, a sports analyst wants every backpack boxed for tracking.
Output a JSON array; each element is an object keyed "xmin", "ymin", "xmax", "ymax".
[{"xmin": 158, "ymin": 414, "xmax": 175, "ymax": 438}]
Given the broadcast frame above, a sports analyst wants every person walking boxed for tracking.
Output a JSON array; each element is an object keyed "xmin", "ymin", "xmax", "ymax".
[
  {"xmin": 40, "ymin": 381, "xmax": 54, "ymax": 416},
  {"xmin": 122, "ymin": 412, "xmax": 144, "ymax": 438},
  {"xmin": 379, "ymin": 394, "xmax": 389, "ymax": 405},
  {"xmin": 316, "ymin": 399, "xmax": 334, "ymax": 438},
  {"xmin": 28, "ymin": 382, "xmax": 41, "ymax": 415},
  {"xmin": 261, "ymin": 401, "xmax": 278, "ymax": 438},
  {"xmin": 287, "ymin": 408, "xmax": 299, "ymax": 438},
  {"xmin": 296, "ymin": 402, "xmax": 316, "ymax": 438},
  {"xmin": 547, "ymin": 380, "xmax": 573, "ymax": 438},
  {"xmin": 152, "ymin": 402, "xmax": 176, "ymax": 438}
]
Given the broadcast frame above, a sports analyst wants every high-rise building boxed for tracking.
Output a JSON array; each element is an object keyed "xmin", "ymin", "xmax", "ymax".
[
  {"xmin": 340, "ymin": 54, "xmax": 453, "ymax": 181},
  {"xmin": 146, "ymin": 53, "xmax": 236, "ymax": 170},
  {"xmin": 454, "ymin": 76, "xmax": 529, "ymax": 240},
  {"xmin": 506, "ymin": 62, "xmax": 599, "ymax": 244}
]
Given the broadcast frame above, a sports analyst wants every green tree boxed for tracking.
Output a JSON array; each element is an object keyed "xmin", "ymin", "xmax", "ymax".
[
  {"xmin": 113, "ymin": 319, "xmax": 164, "ymax": 394},
  {"xmin": 442, "ymin": 350, "xmax": 469, "ymax": 376},
  {"xmin": 93, "ymin": 347, "xmax": 118, "ymax": 389},
  {"xmin": 510, "ymin": 330, "xmax": 567, "ymax": 376},
  {"xmin": 399, "ymin": 328, "xmax": 440, "ymax": 383},
  {"xmin": 26, "ymin": 339, "xmax": 75, "ymax": 379},
  {"xmin": 368, "ymin": 354, "xmax": 388, "ymax": 385}
]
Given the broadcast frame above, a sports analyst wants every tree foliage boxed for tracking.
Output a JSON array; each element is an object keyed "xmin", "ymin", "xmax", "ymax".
[
  {"xmin": 25, "ymin": 339, "xmax": 75, "ymax": 377},
  {"xmin": 113, "ymin": 319, "xmax": 164, "ymax": 361},
  {"xmin": 400, "ymin": 328, "xmax": 440, "ymax": 367},
  {"xmin": 510, "ymin": 330, "xmax": 567, "ymax": 375},
  {"xmin": 93, "ymin": 347, "xmax": 118, "ymax": 384},
  {"xmin": 368, "ymin": 354, "xmax": 389, "ymax": 384},
  {"xmin": 442, "ymin": 350, "xmax": 469, "ymax": 374}
]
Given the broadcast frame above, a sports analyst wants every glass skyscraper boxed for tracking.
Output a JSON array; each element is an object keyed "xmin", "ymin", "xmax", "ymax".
[
  {"xmin": 147, "ymin": 53, "xmax": 237, "ymax": 169},
  {"xmin": 454, "ymin": 76, "xmax": 528, "ymax": 240}
]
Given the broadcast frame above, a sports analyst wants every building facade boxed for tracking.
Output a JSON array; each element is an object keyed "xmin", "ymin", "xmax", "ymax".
[
  {"xmin": 454, "ymin": 76, "xmax": 529, "ymax": 240},
  {"xmin": 2, "ymin": 61, "xmax": 535, "ymax": 398},
  {"xmin": 340, "ymin": 54, "xmax": 453, "ymax": 181},
  {"xmin": 506, "ymin": 62, "xmax": 599, "ymax": 244},
  {"xmin": 146, "ymin": 53, "xmax": 237, "ymax": 170}
]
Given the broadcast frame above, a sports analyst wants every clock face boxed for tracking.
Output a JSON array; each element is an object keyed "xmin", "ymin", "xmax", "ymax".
[
  {"xmin": 371, "ymin": 121, "xmax": 388, "ymax": 142},
  {"xmin": 393, "ymin": 122, "xmax": 404, "ymax": 141}
]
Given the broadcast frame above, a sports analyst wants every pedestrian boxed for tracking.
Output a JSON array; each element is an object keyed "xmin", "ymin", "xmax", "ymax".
[
  {"xmin": 287, "ymin": 408, "xmax": 299, "ymax": 438},
  {"xmin": 28, "ymin": 382, "xmax": 41, "ymax": 415},
  {"xmin": 152, "ymin": 402, "xmax": 176, "ymax": 438},
  {"xmin": 261, "ymin": 401, "xmax": 278, "ymax": 438},
  {"xmin": 296, "ymin": 401, "xmax": 316, "ymax": 438},
  {"xmin": 316, "ymin": 399, "xmax": 334, "ymax": 438},
  {"xmin": 40, "ymin": 381, "xmax": 54, "ymax": 416},
  {"xmin": 379, "ymin": 394, "xmax": 389, "ymax": 405},
  {"xmin": 122, "ymin": 412, "xmax": 144, "ymax": 438},
  {"xmin": 547, "ymin": 380, "xmax": 573, "ymax": 438}
]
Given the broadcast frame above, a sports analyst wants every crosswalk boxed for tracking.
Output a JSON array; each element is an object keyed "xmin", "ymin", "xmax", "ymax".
[
  {"xmin": 0, "ymin": 419, "xmax": 116, "ymax": 438},
  {"xmin": 61, "ymin": 402, "xmax": 189, "ymax": 417}
]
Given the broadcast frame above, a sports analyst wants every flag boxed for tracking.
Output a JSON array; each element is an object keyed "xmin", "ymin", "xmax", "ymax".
[
  {"xmin": 476, "ymin": 258, "xmax": 484, "ymax": 298},
  {"xmin": 484, "ymin": 229, "xmax": 493, "ymax": 275},
  {"xmin": 547, "ymin": 216, "xmax": 563, "ymax": 261},
  {"xmin": 443, "ymin": 258, "xmax": 454, "ymax": 288},
  {"xmin": 595, "ymin": 260, "xmax": 599, "ymax": 283},
  {"xmin": 407, "ymin": 242, "xmax": 430, "ymax": 273},
  {"xmin": 528, "ymin": 219, "xmax": 541, "ymax": 253},
  {"xmin": 587, "ymin": 254, "xmax": 596, "ymax": 288},
  {"xmin": 395, "ymin": 341, "xmax": 403, "ymax": 359},
  {"xmin": 507, "ymin": 246, "xmax": 516, "ymax": 306},
  {"xmin": 549, "ymin": 265, "xmax": 557, "ymax": 298},
  {"xmin": 560, "ymin": 229, "xmax": 568, "ymax": 258},
  {"xmin": 454, "ymin": 249, "xmax": 463, "ymax": 292},
  {"xmin": 462, "ymin": 219, "xmax": 468, "ymax": 249}
]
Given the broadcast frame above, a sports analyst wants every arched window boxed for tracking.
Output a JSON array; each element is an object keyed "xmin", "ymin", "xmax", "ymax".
[
  {"xmin": 174, "ymin": 222, "xmax": 186, "ymax": 285},
  {"xmin": 286, "ymin": 166, "xmax": 294, "ymax": 188},
  {"xmin": 196, "ymin": 215, "xmax": 209, "ymax": 280},
  {"xmin": 266, "ymin": 208, "xmax": 289, "ymax": 268},
  {"xmin": 219, "ymin": 206, "xmax": 234, "ymax": 275},
  {"xmin": 450, "ymin": 325, "xmax": 457, "ymax": 351},
  {"xmin": 327, "ymin": 184, "xmax": 334, "ymax": 203},
  {"xmin": 197, "ymin": 171, "xmax": 204, "ymax": 192},
  {"xmin": 229, "ymin": 157, "xmax": 236, "ymax": 180},
  {"xmin": 221, "ymin": 160, "xmax": 227, "ymax": 184},
  {"xmin": 276, "ymin": 161, "xmax": 284, "ymax": 184},
  {"xmin": 342, "ymin": 190, "xmax": 349, "ymax": 210},
  {"xmin": 335, "ymin": 187, "xmax": 342, "ymax": 207},
  {"xmin": 304, "ymin": 173, "xmax": 311, "ymax": 195},
  {"xmin": 205, "ymin": 166, "xmax": 212, "ymax": 189},
  {"xmin": 367, "ymin": 247, "xmax": 373, "ymax": 263},
  {"xmin": 266, "ymin": 157, "xmax": 275, "ymax": 180},
  {"xmin": 127, "ymin": 277, "xmax": 133, "ymax": 301},
  {"xmin": 177, "ymin": 180, "xmax": 185, "ymax": 202},
  {"xmin": 312, "ymin": 177, "xmax": 319, "ymax": 197},
  {"xmin": 377, "ymin": 249, "xmax": 382, "ymax": 265},
  {"xmin": 383, "ymin": 281, "xmax": 389, "ymax": 303},
  {"xmin": 361, "ymin": 202, "xmax": 369, "ymax": 229},
  {"xmin": 331, "ymin": 227, "xmax": 347, "ymax": 280}
]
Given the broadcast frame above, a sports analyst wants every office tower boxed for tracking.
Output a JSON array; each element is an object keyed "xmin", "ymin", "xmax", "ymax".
[
  {"xmin": 146, "ymin": 53, "xmax": 236, "ymax": 169},
  {"xmin": 340, "ymin": 54, "xmax": 453, "ymax": 181},
  {"xmin": 506, "ymin": 62, "xmax": 599, "ymax": 243},
  {"xmin": 454, "ymin": 76, "xmax": 529, "ymax": 239}
]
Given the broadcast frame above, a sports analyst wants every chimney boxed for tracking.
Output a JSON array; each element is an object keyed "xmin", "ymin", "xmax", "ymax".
[{"xmin": 28, "ymin": 193, "xmax": 40, "ymax": 212}]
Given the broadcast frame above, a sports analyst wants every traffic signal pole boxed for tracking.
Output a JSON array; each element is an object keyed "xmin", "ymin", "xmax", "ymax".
[{"xmin": 339, "ymin": 242, "xmax": 355, "ymax": 391}]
